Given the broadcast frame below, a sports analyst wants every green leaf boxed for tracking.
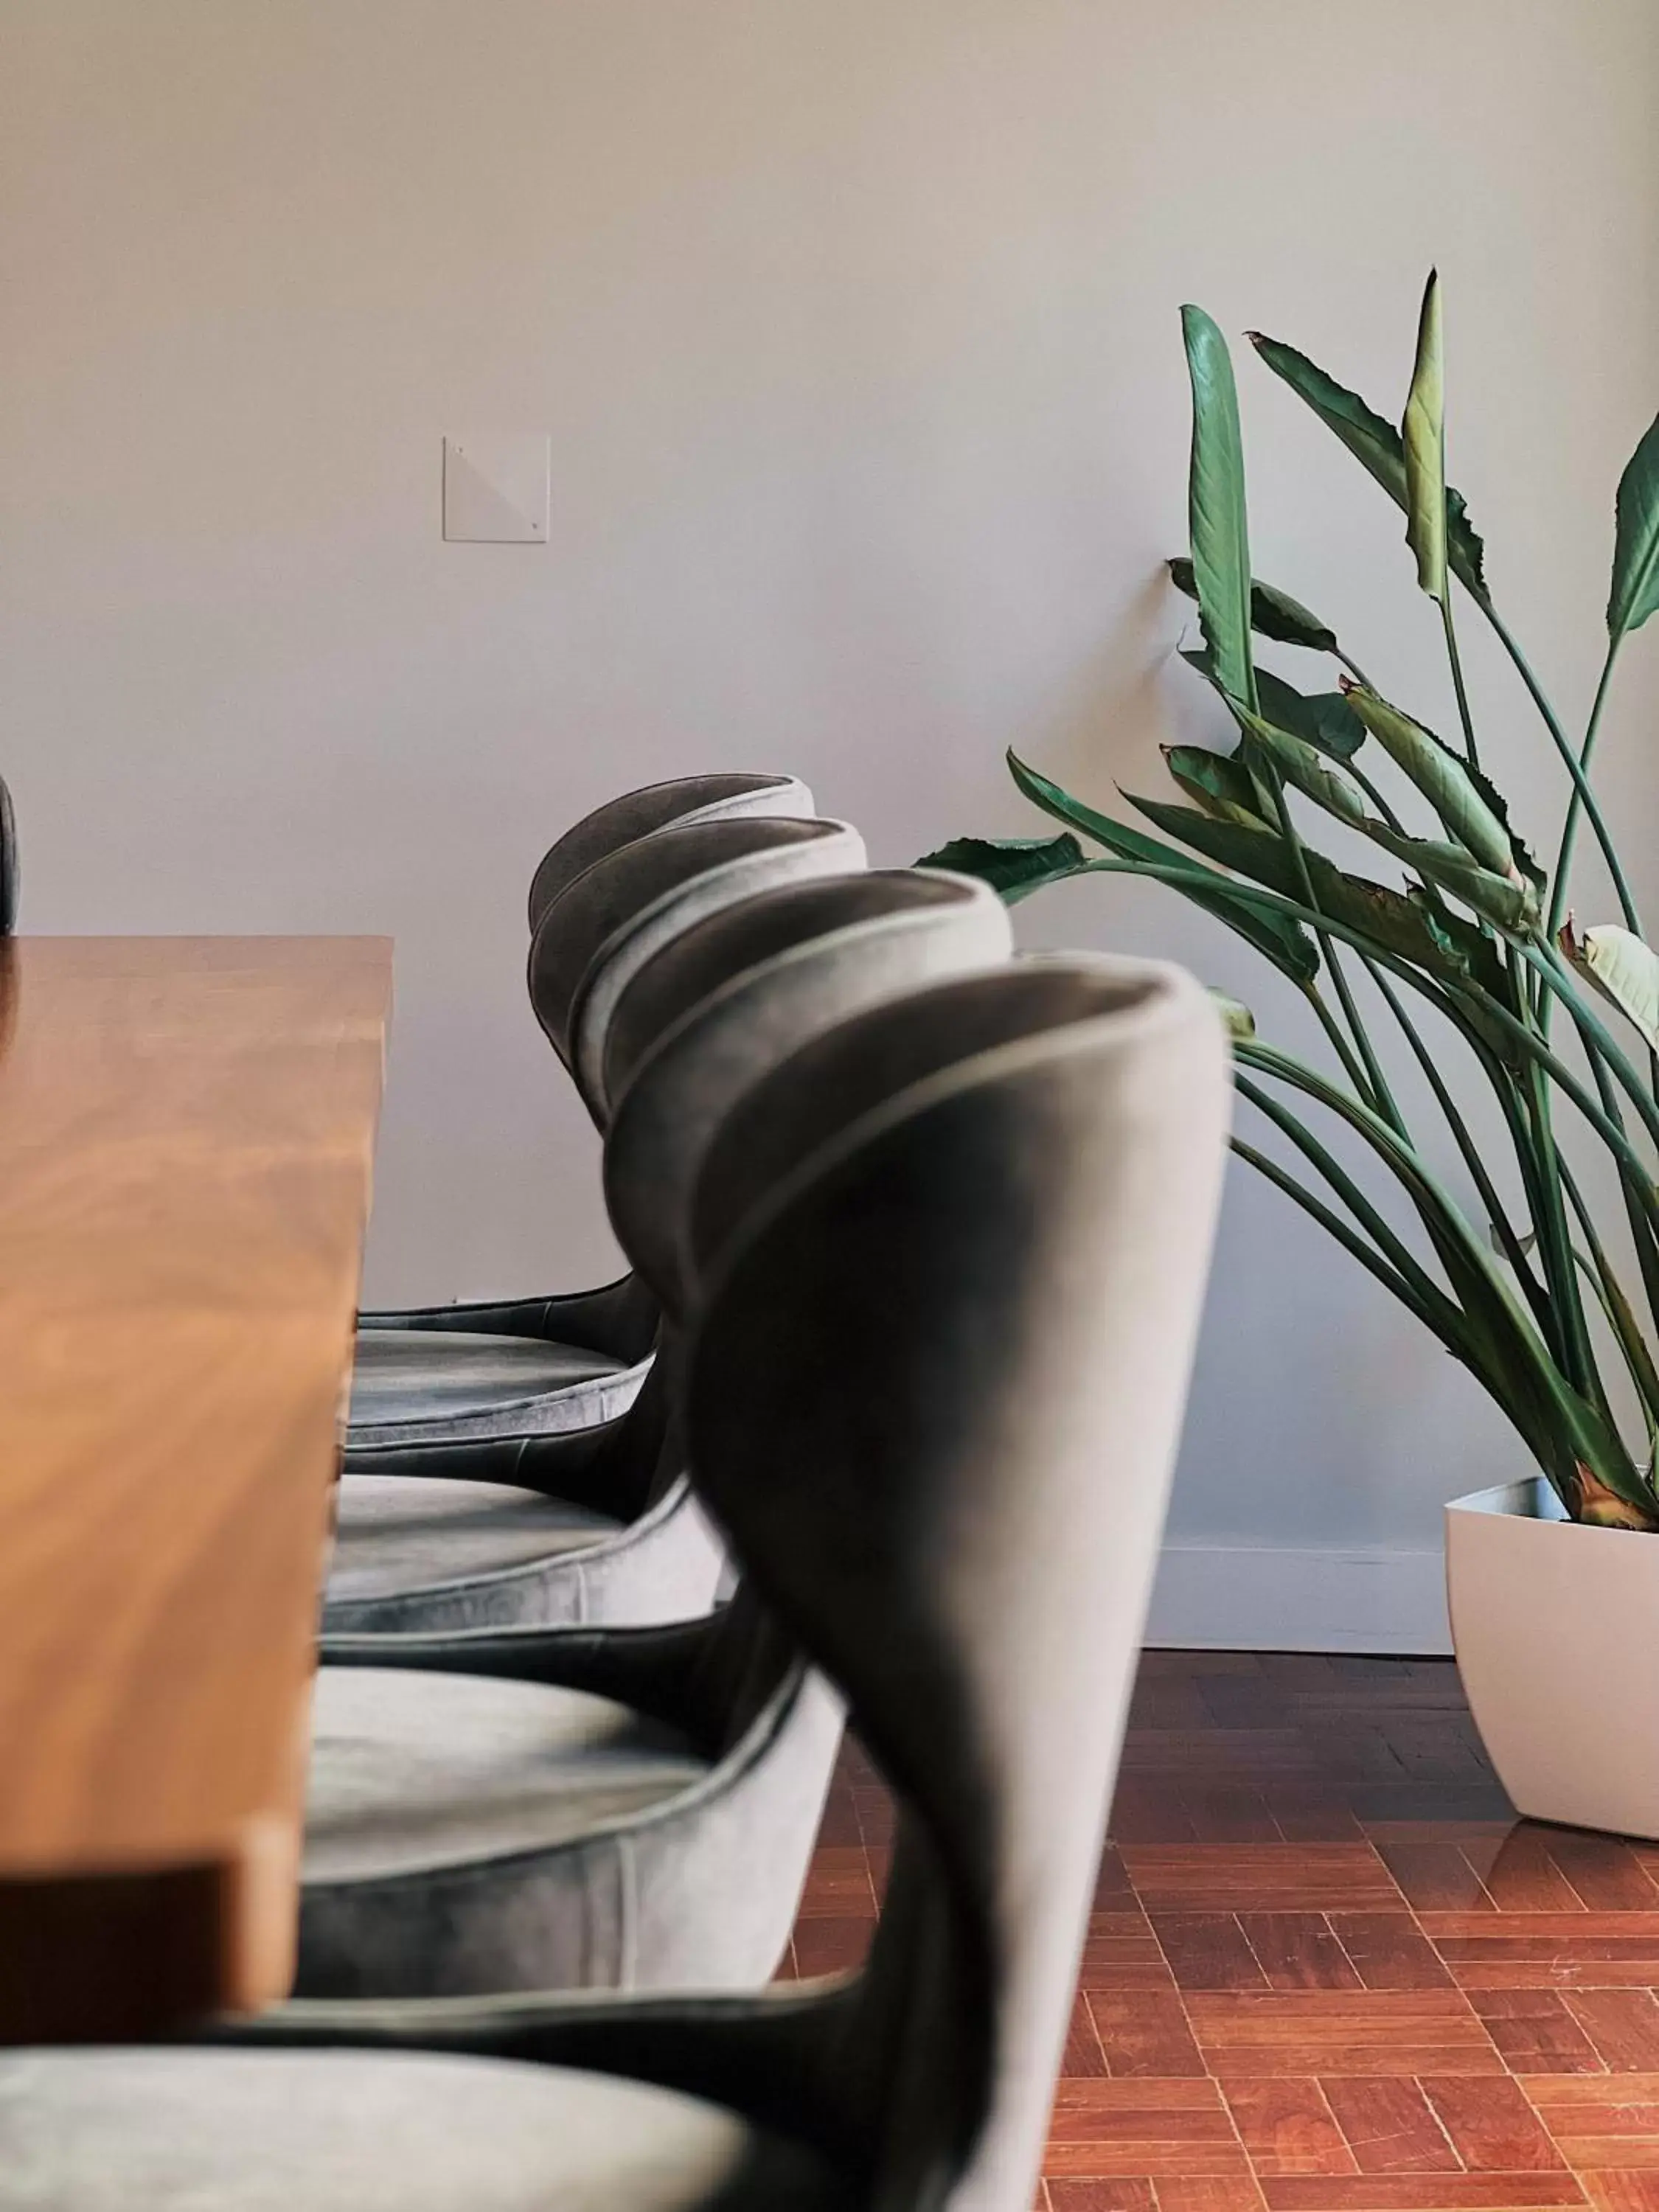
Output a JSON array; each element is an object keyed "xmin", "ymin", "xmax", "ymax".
[
  {"xmin": 1180, "ymin": 306, "xmax": 1256, "ymax": 710},
  {"xmin": 1162, "ymin": 743, "xmax": 1267, "ymax": 826},
  {"xmin": 1457, "ymin": 753, "xmax": 1546, "ymax": 894},
  {"xmin": 916, "ymin": 831, "xmax": 1085, "ymax": 904},
  {"xmin": 1607, "ymin": 408, "xmax": 1659, "ymax": 639},
  {"xmin": 1006, "ymin": 749, "xmax": 1319, "ymax": 984},
  {"xmin": 1248, "ymin": 329, "xmax": 1489, "ymax": 599},
  {"xmin": 1128, "ymin": 795, "xmax": 1296, "ymax": 885},
  {"xmin": 1168, "ymin": 557, "xmax": 1338, "ymax": 654},
  {"xmin": 1209, "ymin": 990, "xmax": 1256, "ymax": 1040},
  {"xmin": 1361, "ymin": 826, "xmax": 1537, "ymax": 933},
  {"xmin": 1343, "ymin": 685, "xmax": 1519, "ymax": 880},
  {"xmin": 1180, "ymin": 647, "xmax": 1365, "ymax": 759},
  {"xmin": 1266, "ymin": 677, "xmax": 1367, "ymax": 762},
  {"xmin": 1125, "ymin": 792, "xmax": 1504, "ymax": 994},
  {"xmin": 1235, "ymin": 707, "xmax": 1372, "ymax": 831},
  {"xmin": 1561, "ymin": 919, "xmax": 1659, "ymax": 1052},
  {"xmin": 1402, "ymin": 270, "xmax": 1448, "ymax": 605}
]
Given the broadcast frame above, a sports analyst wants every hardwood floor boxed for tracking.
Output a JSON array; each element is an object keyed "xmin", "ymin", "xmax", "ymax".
[{"xmin": 783, "ymin": 1649, "xmax": 1659, "ymax": 2212}]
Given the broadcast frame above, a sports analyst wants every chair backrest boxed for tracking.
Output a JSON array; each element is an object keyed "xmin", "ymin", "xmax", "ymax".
[
  {"xmin": 530, "ymin": 815, "xmax": 860, "ymax": 1077},
  {"xmin": 1, "ymin": 776, "xmax": 15, "ymax": 934},
  {"xmin": 602, "ymin": 870, "xmax": 1012, "ymax": 1317},
  {"xmin": 558, "ymin": 820, "xmax": 868, "ymax": 1116},
  {"xmin": 686, "ymin": 957, "xmax": 1228, "ymax": 2212},
  {"xmin": 526, "ymin": 773, "xmax": 813, "ymax": 936}
]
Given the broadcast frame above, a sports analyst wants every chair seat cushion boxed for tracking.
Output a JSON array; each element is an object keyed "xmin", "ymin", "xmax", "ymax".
[
  {"xmin": 349, "ymin": 1329, "xmax": 638, "ymax": 1442},
  {"xmin": 0, "ymin": 2047, "xmax": 850, "ymax": 2212},
  {"xmin": 327, "ymin": 1477, "xmax": 625, "ymax": 1607},
  {"xmin": 303, "ymin": 1669, "xmax": 709, "ymax": 1883}
]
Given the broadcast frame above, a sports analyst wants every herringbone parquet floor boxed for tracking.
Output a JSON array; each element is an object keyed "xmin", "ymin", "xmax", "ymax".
[{"xmin": 784, "ymin": 1650, "xmax": 1659, "ymax": 2212}]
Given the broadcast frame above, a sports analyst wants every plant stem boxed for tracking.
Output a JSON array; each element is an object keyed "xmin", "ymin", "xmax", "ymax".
[
  {"xmin": 1366, "ymin": 959, "xmax": 1551, "ymax": 1332},
  {"xmin": 1230, "ymin": 1135, "xmax": 1463, "ymax": 1349},
  {"xmin": 1069, "ymin": 857, "xmax": 1659, "ymax": 1222},
  {"xmin": 1301, "ymin": 981, "xmax": 1380, "ymax": 1105},
  {"xmin": 1547, "ymin": 633, "xmax": 1626, "ymax": 940},
  {"xmin": 1346, "ymin": 760, "xmax": 1409, "ymax": 835},
  {"xmin": 1519, "ymin": 1052, "xmax": 1598, "ymax": 1397},
  {"xmin": 1236, "ymin": 1074, "xmax": 1467, "ymax": 1335},
  {"xmin": 1472, "ymin": 595, "xmax": 1641, "ymax": 932},
  {"xmin": 1556, "ymin": 1153, "xmax": 1659, "ymax": 1434},
  {"xmin": 1520, "ymin": 938, "xmax": 1659, "ymax": 1157},
  {"xmin": 1269, "ymin": 783, "xmax": 1405, "ymax": 1135},
  {"xmin": 1548, "ymin": 988, "xmax": 1659, "ymax": 1348},
  {"xmin": 1242, "ymin": 1032, "xmax": 1654, "ymax": 1513},
  {"xmin": 1440, "ymin": 595, "xmax": 1480, "ymax": 768}
]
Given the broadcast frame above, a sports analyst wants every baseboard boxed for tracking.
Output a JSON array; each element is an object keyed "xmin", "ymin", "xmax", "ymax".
[{"xmin": 1146, "ymin": 1541, "xmax": 1452, "ymax": 1656}]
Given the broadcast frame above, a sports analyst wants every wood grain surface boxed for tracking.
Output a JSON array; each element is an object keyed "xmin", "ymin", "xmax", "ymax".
[
  {"xmin": 788, "ymin": 1655, "xmax": 1659, "ymax": 2212},
  {"xmin": 0, "ymin": 936, "xmax": 392, "ymax": 2038}
]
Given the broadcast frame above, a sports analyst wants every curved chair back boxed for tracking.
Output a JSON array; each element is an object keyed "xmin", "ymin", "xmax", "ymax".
[
  {"xmin": 0, "ymin": 775, "xmax": 15, "ymax": 933},
  {"xmin": 526, "ymin": 773, "xmax": 813, "ymax": 936},
  {"xmin": 554, "ymin": 819, "xmax": 867, "ymax": 1115},
  {"xmin": 530, "ymin": 814, "xmax": 858, "ymax": 1077},
  {"xmin": 603, "ymin": 870, "xmax": 1012, "ymax": 1315},
  {"xmin": 686, "ymin": 957, "xmax": 1228, "ymax": 2212}
]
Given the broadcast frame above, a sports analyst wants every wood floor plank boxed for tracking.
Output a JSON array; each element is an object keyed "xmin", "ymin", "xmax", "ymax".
[
  {"xmin": 1371, "ymin": 1842, "xmax": 1498, "ymax": 1915},
  {"xmin": 1437, "ymin": 1944, "xmax": 1659, "ymax": 1992},
  {"xmin": 1184, "ymin": 1793, "xmax": 1288, "ymax": 1845},
  {"xmin": 1188, "ymin": 1994, "xmax": 1504, "ymax": 2078},
  {"xmin": 1423, "ymin": 1921, "xmax": 1659, "ymax": 1944},
  {"xmin": 1419, "ymin": 2077, "xmax": 1567, "ymax": 2171},
  {"xmin": 1526, "ymin": 2079, "xmax": 1659, "ymax": 2168},
  {"xmin": 1154, "ymin": 2182, "xmax": 1271, "ymax": 2212},
  {"xmin": 1268, "ymin": 1792, "xmax": 1368, "ymax": 1846},
  {"xmin": 1125, "ymin": 1848, "xmax": 1403, "ymax": 1915},
  {"xmin": 1467, "ymin": 1992, "xmax": 1607, "ymax": 2076},
  {"xmin": 1543, "ymin": 1839, "xmax": 1659, "ymax": 1916},
  {"xmin": 1328, "ymin": 1916, "xmax": 1454, "ymax": 1992},
  {"xmin": 1565, "ymin": 1997, "xmax": 1659, "ymax": 2075},
  {"xmin": 790, "ymin": 1916, "xmax": 874, "ymax": 1975},
  {"xmin": 791, "ymin": 1654, "xmax": 1652, "ymax": 2212},
  {"xmin": 1048, "ymin": 2183, "xmax": 1158, "ymax": 2212},
  {"xmin": 1065, "ymin": 1992, "xmax": 1111, "ymax": 2077},
  {"xmin": 1318, "ymin": 2079, "xmax": 1461, "ymax": 2174},
  {"xmin": 1479, "ymin": 1834, "xmax": 1592, "ymax": 1916},
  {"xmin": 1220, "ymin": 2079, "xmax": 1357, "ymax": 2176},
  {"xmin": 1241, "ymin": 1915, "xmax": 1366, "ymax": 1992},
  {"xmin": 1091, "ymin": 1989, "xmax": 1209, "ymax": 2078},
  {"xmin": 1154, "ymin": 1913, "xmax": 1272, "ymax": 1992},
  {"xmin": 1081, "ymin": 1912, "xmax": 1176, "ymax": 1994},
  {"xmin": 1259, "ymin": 2180, "xmax": 1585, "ymax": 2210},
  {"xmin": 1046, "ymin": 2079, "xmax": 1245, "ymax": 2174},
  {"xmin": 1581, "ymin": 2175, "xmax": 1659, "ymax": 2212}
]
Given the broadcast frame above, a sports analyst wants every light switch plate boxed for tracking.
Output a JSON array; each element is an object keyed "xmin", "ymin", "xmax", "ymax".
[{"xmin": 442, "ymin": 435, "xmax": 549, "ymax": 543}]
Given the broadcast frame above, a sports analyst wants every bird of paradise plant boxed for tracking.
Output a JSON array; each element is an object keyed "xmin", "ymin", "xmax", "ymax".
[{"xmin": 928, "ymin": 276, "xmax": 1659, "ymax": 1529}]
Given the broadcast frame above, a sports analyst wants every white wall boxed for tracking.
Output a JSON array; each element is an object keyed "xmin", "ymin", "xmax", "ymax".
[{"xmin": 4, "ymin": 1, "xmax": 1657, "ymax": 1646}]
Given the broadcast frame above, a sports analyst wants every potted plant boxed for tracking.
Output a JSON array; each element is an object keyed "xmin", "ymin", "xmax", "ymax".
[{"xmin": 929, "ymin": 276, "xmax": 1659, "ymax": 1837}]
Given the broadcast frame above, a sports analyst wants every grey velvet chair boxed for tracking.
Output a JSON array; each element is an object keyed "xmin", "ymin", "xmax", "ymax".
[
  {"xmin": 293, "ymin": 871, "xmax": 1013, "ymax": 2002},
  {"xmin": 0, "ymin": 954, "xmax": 1228, "ymax": 2212},
  {"xmin": 361, "ymin": 773, "xmax": 811, "ymax": 1397},
  {"xmin": 324, "ymin": 869, "xmax": 1011, "ymax": 1638},
  {"xmin": 524, "ymin": 773, "xmax": 813, "ymax": 937},
  {"xmin": 348, "ymin": 810, "xmax": 864, "ymax": 1450}
]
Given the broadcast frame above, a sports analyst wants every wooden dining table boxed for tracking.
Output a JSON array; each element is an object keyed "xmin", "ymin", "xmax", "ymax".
[{"xmin": 0, "ymin": 935, "xmax": 394, "ymax": 2042}]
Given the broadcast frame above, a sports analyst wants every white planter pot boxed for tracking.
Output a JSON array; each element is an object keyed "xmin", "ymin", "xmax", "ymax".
[{"xmin": 1446, "ymin": 1476, "xmax": 1659, "ymax": 1839}]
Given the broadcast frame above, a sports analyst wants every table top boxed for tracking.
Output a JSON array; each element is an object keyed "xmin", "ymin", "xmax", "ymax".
[{"xmin": 0, "ymin": 936, "xmax": 393, "ymax": 2039}]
